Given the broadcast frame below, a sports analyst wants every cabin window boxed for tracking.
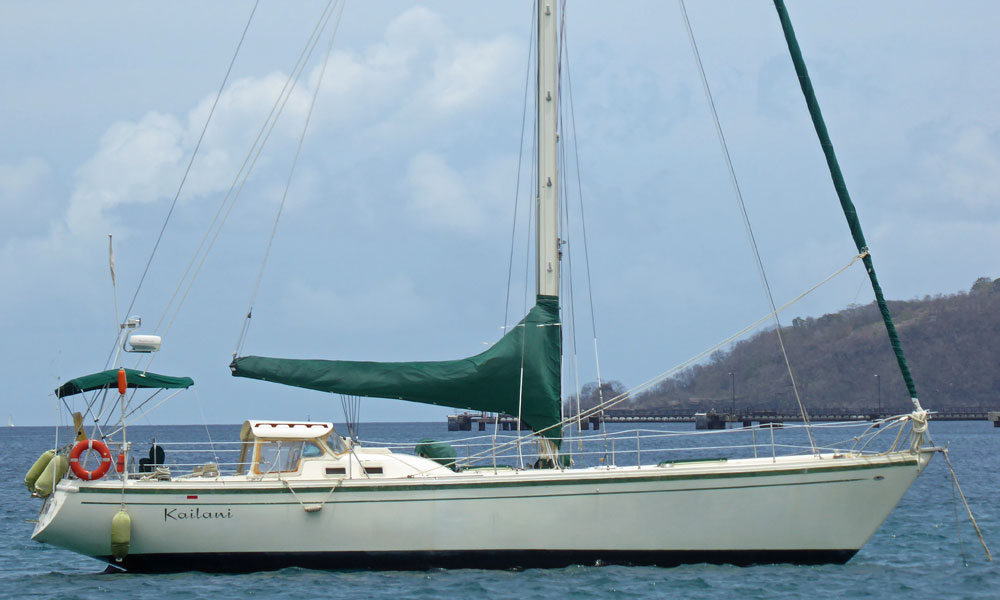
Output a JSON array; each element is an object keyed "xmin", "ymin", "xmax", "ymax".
[
  {"xmin": 237, "ymin": 440, "xmax": 254, "ymax": 475},
  {"xmin": 302, "ymin": 441, "xmax": 323, "ymax": 458},
  {"xmin": 255, "ymin": 441, "xmax": 304, "ymax": 474},
  {"xmin": 325, "ymin": 433, "xmax": 347, "ymax": 454}
]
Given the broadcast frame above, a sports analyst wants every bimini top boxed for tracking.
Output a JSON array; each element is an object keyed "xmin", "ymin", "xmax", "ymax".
[
  {"xmin": 243, "ymin": 420, "xmax": 334, "ymax": 440},
  {"xmin": 55, "ymin": 368, "xmax": 194, "ymax": 398}
]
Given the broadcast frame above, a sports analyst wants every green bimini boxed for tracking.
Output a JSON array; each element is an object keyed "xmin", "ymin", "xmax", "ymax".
[
  {"xmin": 55, "ymin": 369, "xmax": 194, "ymax": 398},
  {"xmin": 232, "ymin": 296, "xmax": 563, "ymax": 445}
]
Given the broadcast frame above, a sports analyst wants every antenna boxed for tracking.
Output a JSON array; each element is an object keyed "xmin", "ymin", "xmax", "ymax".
[{"xmin": 120, "ymin": 316, "xmax": 163, "ymax": 354}]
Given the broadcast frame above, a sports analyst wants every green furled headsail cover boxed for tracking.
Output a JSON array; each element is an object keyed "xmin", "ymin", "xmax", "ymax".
[
  {"xmin": 55, "ymin": 368, "xmax": 194, "ymax": 398},
  {"xmin": 415, "ymin": 439, "xmax": 458, "ymax": 470},
  {"xmin": 232, "ymin": 296, "xmax": 562, "ymax": 444}
]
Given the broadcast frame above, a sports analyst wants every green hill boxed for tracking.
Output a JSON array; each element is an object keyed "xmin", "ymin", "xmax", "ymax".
[{"xmin": 604, "ymin": 277, "xmax": 1000, "ymax": 415}]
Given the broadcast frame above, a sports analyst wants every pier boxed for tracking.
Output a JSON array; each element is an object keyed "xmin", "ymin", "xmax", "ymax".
[
  {"xmin": 447, "ymin": 412, "xmax": 602, "ymax": 431},
  {"xmin": 602, "ymin": 407, "xmax": 998, "ymax": 425},
  {"xmin": 448, "ymin": 407, "xmax": 999, "ymax": 431}
]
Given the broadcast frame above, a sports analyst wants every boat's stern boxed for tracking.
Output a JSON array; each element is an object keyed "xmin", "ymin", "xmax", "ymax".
[
  {"xmin": 31, "ymin": 481, "xmax": 114, "ymax": 559},
  {"xmin": 31, "ymin": 485, "xmax": 65, "ymax": 543}
]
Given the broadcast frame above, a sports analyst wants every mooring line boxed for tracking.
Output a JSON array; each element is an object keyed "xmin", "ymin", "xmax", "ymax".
[{"xmin": 941, "ymin": 448, "xmax": 992, "ymax": 562}]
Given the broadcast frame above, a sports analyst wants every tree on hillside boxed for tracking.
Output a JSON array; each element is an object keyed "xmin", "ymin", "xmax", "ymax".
[
  {"xmin": 623, "ymin": 276, "xmax": 1000, "ymax": 413},
  {"xmin": 564, "ymin": 380, "xmax": 629, "ymax": 415}
]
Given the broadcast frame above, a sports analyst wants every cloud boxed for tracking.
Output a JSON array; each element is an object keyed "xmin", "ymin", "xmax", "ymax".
[
  {"xmin": 67, "ymin": 6, "xmax": 522, "ymax": 234},
  {"xmin": 424, "ymin": 37, "xmax": 522, "ymax": 114},
  {"xmin": 312, "ymin": 8, "xmax": 521, "ymax": 144},
  {"xmin": 0, "ymin": 156, "xmax": 48, "ymax": 199},
  {"xmin": 0, "ymin": 157, "xmax": 53, "ymax": 233},
  {"xmin": 403, "ymin": 151, "xmax": 522, "ymax": 236},
  {"xmin": 901, "ymin": 123, "xmax": 1000, "ymax": 218},
  {"xmin": 405, "ymin": 152, "xmax": 483, "ymax": 229},
  {"xmin": 0, "ymin": 6, "xmax": 524, "ymax": 316},
  {"xmin": 66, "ymin": 111, "xmax": 187, "ymax": 235},
  {"xmin": 281, "ymin": 275, "xmax": 427, "ymax": 336}
]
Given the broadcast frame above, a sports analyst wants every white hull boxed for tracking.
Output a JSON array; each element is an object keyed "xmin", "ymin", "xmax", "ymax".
[{"xmin": 33, "ymin": 450, "xmax": 932, "ymax": 571}]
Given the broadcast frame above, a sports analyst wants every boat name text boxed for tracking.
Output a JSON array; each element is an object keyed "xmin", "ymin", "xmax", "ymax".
[{"xmin": 163, "ymin": 507, "xmax": 233, "ymax": 522}]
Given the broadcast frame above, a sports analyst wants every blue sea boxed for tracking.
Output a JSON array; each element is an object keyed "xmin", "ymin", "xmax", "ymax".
[{"xmin": 2, "ymin": 421, "xmax": 997, "ymax": 599}]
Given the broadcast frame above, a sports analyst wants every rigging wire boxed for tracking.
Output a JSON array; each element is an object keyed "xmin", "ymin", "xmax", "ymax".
[
  {"xmin": 851, "ymin": 270, "xmax": 869, "ymax": 305},
  {"xmin": 557, "ymin": 111, "xmax": 578, "ymax": 451},
  {"xmin": 196, "ymin": 390, "xmax": 221, "ymax": 467},
  {"xmin": 116, "ymin": 16, "xmax": 344, "ymax": 527},
  {"xmin": 501, "ymin": 2, "xmax": 538, "ymax": 466},
  {"xmin": 560, "ymin": 14, "xmax": 609, "ymax": 455},
  {"xmin": 677, "ymin": 0, "xmax": 816, "ymax": 453},
  {"xmin": 405, "ymin": 251, "xmax": 867, "ymax": 477},
  {"xmin": 559, "ymin": 147, "xmax": 583, "ymax": 455},
  {"xmin": 516, "ymin": 203, "xmax": 534, "ymax": 469},
  {"xmin": 104, "ymin": 0, "xmax": 261, "ymax": 370},
  {"xmin": 154, "ymin": 0, "xmax": 339, "ymax": 341},
  {"xmin": 141, "ymin": 1, "xmax": 342, "ymax": 373},
  {"xmin": 554, "ymin": 12, "xmax": 582, "ymax": 455},
  {"xmin": 514, "ymin": 17, "xmax": 540, "ymax": 469},
  {"xmin": 236, "ymin": 0, "xmax": 346, "ymax": 357},
  {"xmin": 555, "ymin": 0, "xmax": 581, "ymax": 458},
  {"xmin": 503, "ymin": 2, "xmax": 537, "ymax": 338},
  {"xmin": 560, "ymin": 253, "xmax": 867, "ymax": 434},
  {"xmin": 340, "ymin": 394, "xmax": 361, "ymax": 441}
]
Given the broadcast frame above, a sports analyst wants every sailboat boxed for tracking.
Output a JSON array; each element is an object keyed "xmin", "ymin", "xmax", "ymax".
[{"xmin": 28, "ymin": 2, "xmax": 938, "ymax": 572}]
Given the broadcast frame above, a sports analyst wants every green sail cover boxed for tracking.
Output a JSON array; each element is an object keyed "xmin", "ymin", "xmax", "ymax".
[
  {"xmin": 232, "ymin": 296, "xmax": 562, "ymax": 444},
  {"xmin": 55, "ymin": 369, "xmax": 194, "ymax": 398},
  {"xmin": 415, "ymin": 439, "xmax": 458, "ymax": 470}
]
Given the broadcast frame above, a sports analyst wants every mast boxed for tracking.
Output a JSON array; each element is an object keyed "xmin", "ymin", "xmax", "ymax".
[
  {"xmin": 232, "ymin": 3, "xmax": 566, "ymax": 448},
  {"xmin": 536, "ymin": 1, "xmax": 559, "ymax": 299}
]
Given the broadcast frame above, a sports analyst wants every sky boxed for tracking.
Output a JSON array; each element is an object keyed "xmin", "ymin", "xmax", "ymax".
[{"xmin": 2, "ymin": 1, "xmax": 998, "ymax": 427}]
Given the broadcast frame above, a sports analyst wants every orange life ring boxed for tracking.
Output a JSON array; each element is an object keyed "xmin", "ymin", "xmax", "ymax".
[{"xmin": 69, "ymin": 439, "xmax": 113, "ymax": 481}]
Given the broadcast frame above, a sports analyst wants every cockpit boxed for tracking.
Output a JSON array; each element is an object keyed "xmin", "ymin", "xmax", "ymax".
[{"xmin": 236, "ymin": 420, "xmax": 347, "ymax": 476}]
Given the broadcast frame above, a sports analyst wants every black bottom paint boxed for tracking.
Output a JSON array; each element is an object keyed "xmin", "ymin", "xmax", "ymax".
[{"xmin": 101, "ymin": 549, "xmax": 857, "ymax": 574}]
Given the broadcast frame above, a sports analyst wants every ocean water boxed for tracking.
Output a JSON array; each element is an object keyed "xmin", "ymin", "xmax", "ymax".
[{"xmin": 2, "ymin": 421, "xmax": 997, "ymax": 599}]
